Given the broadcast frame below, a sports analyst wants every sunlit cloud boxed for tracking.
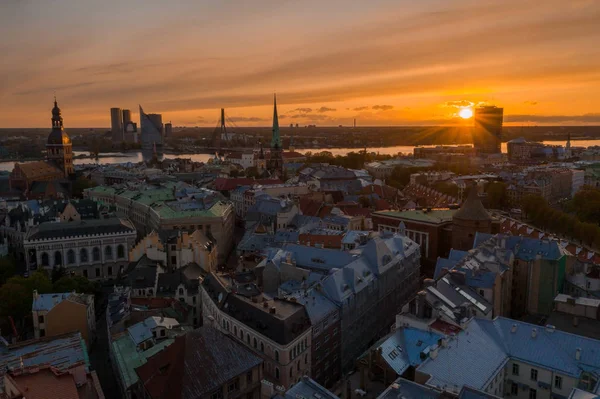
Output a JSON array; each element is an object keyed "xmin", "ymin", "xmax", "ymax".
[
  {"xmin": 371, "ymin": 105, "xmax": 394, "ymax": 111},
  {"xmin": 317, "ymin": 106, "xmax": 336, "ymax": 113}
]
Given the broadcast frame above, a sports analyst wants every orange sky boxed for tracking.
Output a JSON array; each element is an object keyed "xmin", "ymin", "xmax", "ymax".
[{"xmin": 1, "ymin": 0, "xmax": 600, "ymax": 128}]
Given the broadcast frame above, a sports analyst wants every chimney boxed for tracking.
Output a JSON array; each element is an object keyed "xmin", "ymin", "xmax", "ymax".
[
  {"xmin": 423, "ymin": 278, "xmax": 435, "ymax": 288},
  {"xmin": 33, "ymin": 290, "xmax": 38, "ymax": 300},
  {"xmin": 531, "ymin": 328, "xmax": 537, "ymax": 338},
  {"xmin": 545, "ymin": 324, "xmax": 555, "ymax": 333},
  {"xmin": 440, "ymin": 337, "xmax": 448, "ymax": 348},
  {"xmin": 269, "ymin": 306, "xmax": 276, "ymax": 314},
  {"xmin": 430, "ymin": 344, "xmax": 439, "ymax": 360},
  {"xmin": 449, "ymin": 270, "xmax": 466, "ymax": 285},
  {"xmin": 440, "ymin": 268, "xmax": 449, "ymax": 277},
  {"xmin": 573, "ymin": 316, "xmax": 579, "ymax": 327},
  {"xmin": 511, "ymin": 324, "xmax": 518, "ymax": 333},
  {"xmin": 575, "ymin": 348, "xmax": 581, "ymax": 361},
  {"xmin": 417, "ymin": 291, "xmax": 427, "ymax": 319}
]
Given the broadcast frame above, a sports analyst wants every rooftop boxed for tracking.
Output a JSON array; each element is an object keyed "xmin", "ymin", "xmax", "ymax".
[
  {"xmin": 135, "ymin": 327, "xmax": 263, "ymax": 399},
  {"xmin": 26, "ymin": 218, "xmax": 135, "ymax": 241},
  {"xmin": 418, "ymin": 317, "xmax": 600, "ymax": 394},
  {"xmin": 373, "ymin": 209, "xmax": 456, "ymax": 225},
  {"xmin": 283, "ymin": 376, "xmax": 340, "ymax": 399}
]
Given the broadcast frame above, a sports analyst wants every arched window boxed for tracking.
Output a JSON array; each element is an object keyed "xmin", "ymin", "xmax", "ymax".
[
  {"xmin": 305, "ymin": 354, "xmax": 308, "ymax": 365},
  {"xmin": 240, "ymin": 330, "xmax": 244, "ymax": 340},
  {"xmin": 234, "ymin": 326, "xmax": 237, "ymax": 335},
  {"xmin": 92, "ymin": 247, "xmax": 100, "ymax": 262},
  {"xmin": 178, "ymin": 288, "xmax": 184, "ymax": 296},
  {"xmin": 223, "ymin": 319, "xmax": 227, "ymax": 329},
  {"xmin": 54, "ymin": 251, "xmax": 62, "ymax": 266},
  {"xmin": 80, "ymin": 248, "xmax": 88, "ymax": 263},
  {"xmin": 104, "ymin": 246, "xmax": 112, "ymax": 260},
  {"xmin": 290, "ymin": 368, "xmax": 293, "ymax": 378},
  {"xmin": 275, "ymin": 350, "xmax": 279, "ymax": 362},
  {"xmin": 117, "ymin": 244, "xmax": 125, "ymax": 259},
  {"xmin": 67, "ymin": 249, "xmax": 75, "ymax": 265},
  {"xmin": 261, "ymin": 342, "xmax": 265, "ymax": 352},
  {"xmin": 41, "ymin": 252, "xmax": 49, "ymax": 266},
  {"xmin": 246, "ymin": 334, "xmax": 250, "ymax": 344},
  {"xmin": 253, "ymin": 337, "xmax": 257, "ymax": 348},
  {"xmin": 275, "ymin": 367, "xmax": 280, "ymax": 380}
]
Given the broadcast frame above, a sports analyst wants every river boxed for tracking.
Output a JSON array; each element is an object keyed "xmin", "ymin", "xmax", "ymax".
[{"xmin": 0, "ymin": 139, "xmax": 595, "ymax": 173}]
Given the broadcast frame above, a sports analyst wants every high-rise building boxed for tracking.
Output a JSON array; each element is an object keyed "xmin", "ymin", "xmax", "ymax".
[
  {"xmin": 268, "ymin": 94, "xmax": 283, "ymax": 175},
  {"xmin": 110, "ymin": 108, "xmax": 124, "ymax": 144},
  {"xmin": 164, "ymin": 122, "xmax": 172, "ymax": 137},
  {"xmin": 472, "ymin": 106, "xmax": 503, "ymax": 154},
  {"xmin": 140, "ymin": 105, "xmax": 163, "ymax": 153},
  {"xmin": 122, "ymin": 109, "xmax": 132, "ymax": 124}
]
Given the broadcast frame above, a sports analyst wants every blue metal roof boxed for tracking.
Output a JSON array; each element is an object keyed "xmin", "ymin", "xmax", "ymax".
[
  {"xmin": 418, "ymin": 317, "xmax": 600, "ymax": 393},
  {"xmin": 376, "ymin": 328, "xmax": 443, "ymax": 375},
  {"xmin": 434, "ymin": 257, "xmax": 459, "ymax": 279},
  {"xmin": 378, "ymin": 378, "xmax": 442, "ymax": 399},
  {"xmin": 0, "ymin": 332, "xmax": 88, "ymax": 373},
  {"xmin": 285, "ymin": 376, "xmax": 339, "ymax": 399},
  {"xmin": 32, "ymin": 292, "xmax": 73, "ymax": 312}
]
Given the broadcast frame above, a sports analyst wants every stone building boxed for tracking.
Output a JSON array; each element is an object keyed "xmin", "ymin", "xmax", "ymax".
[
  {"xmin": 451, "ymin": 187, "xmax": 493, "ymax": 251},
  {"xmin": 23, "ymin": 217, "xmax": 137, "ymax": 279},
  {"xmin": 9, "ymin": 99, "xmax": 73, "ymax": 197},
  {"xmin": 85, "ymin": 182, "xmax": 234, "ymax": 264},
  {"xmin": 32, "ymin": 291, "xmax": 96, "ymax": 346},
  {"xmin": 202, "ymin": 273, "xmax": 312, "ymax": 390}
]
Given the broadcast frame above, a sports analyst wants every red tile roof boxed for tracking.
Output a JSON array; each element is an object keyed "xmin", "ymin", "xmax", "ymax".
[{"xmin": 10, "ymin": 369, "xmax": 79, "ymax": 399}]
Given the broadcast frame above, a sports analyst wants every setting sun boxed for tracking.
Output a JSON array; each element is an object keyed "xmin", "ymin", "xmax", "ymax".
[{"xmin": 459, "ymin": 107, "xmax": 473, "ymax": 119}]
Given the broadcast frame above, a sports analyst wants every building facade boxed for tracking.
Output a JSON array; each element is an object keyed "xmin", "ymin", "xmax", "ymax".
[
  {"xmin": 473, "ymin": 106, "xmax": 503, "ymax": 155},
  {"xmin": 140, "ymin": 105, "xmax": 163, "ymax": 153},
  {"xmin": 23, "ymin": 218, "xmax": 137, "ymax": 279}
]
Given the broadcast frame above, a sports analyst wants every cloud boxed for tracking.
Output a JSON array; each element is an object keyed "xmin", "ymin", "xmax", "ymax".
[
  {"xmin": 444, "ymin": 100, "xmax": 474, "ymax": 108},
  {"xmin": 317, "ymin": 106, "xmax": 336, "ymax": 113},
  {"xmin": 505, "ymin": 114, "xmax": 600, "ymax": 123},
  {"xmin": 372, "ymin": 105, "xmax": 394, "ymax": 111},
  {"xmin": 353, "ymin": 106, "xmax": 370, "ymax": 111},
  {"xmin": 524, "ymin": 101, "xmax": 539, "ymax": 105},
  {"xmin": 229, "ymin": 116, "xmax": 268, "ymax": 122},
  {"xmin": 289, "ymin": 107, "xmax": 313, "ymax": 114}
]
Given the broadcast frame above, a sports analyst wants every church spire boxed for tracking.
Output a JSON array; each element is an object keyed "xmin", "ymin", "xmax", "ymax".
[
  {"xmin": 271, "ymin": 93, "xmax": 281, "ymax": 149},
  {"xmin": 51, "ymin": 97, "xmax": 63, "ymax": 129}
]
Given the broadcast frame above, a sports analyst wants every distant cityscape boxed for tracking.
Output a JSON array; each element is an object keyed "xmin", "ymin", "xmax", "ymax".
[{"xmin": 0, "ymin": 92, "xmax": 600, "ymax": 399}]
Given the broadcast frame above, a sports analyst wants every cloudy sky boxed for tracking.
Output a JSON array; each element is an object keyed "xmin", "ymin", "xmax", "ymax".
[{"xmin": 1, "ymin": 0, "xmax": 599, "ymax": 127}]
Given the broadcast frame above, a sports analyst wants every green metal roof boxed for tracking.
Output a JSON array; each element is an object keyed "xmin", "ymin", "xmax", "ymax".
[
  {"xmin": 373, "ymin": 209, "xmax": 457, "ymax": 224},
  {"xmin": 112, "ymin": 334, "xmax": 174, "ymax": 389}
]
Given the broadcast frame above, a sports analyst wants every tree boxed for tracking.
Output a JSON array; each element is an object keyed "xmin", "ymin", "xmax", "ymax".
[
  {"xmin": 486, "ymin": 182, "xmax": 508, "ymax": 210},
  {"xmin": 0, "ymin": 282, "xmax": 31, "ymax": 322},
  {"xmin": 0, "ymin": 256, "xmax": 16, "ymax": 286},
  {"xmin": 72, "ymin": 176, "xmax": 97, "ymax": 198},
  {"xmin": 246, "ymin": 166, "xmax": 259, "ymax": 178},
  {"xmin": 53, "ymin": 275, "xmax": 97, "ymax": 295},
  {"xmin": 229, "ymin": 169, "xmax": 240, "ymax": 178}
]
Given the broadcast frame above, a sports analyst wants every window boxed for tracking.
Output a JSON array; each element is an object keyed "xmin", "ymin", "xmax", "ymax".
[
  {"xmin": 67, "ymin": 249, "xmax": 75, "ymax": 265},
  {"xmin": 275, "ymin": 350, "xmax": 279, "ymax": 362},
  {"xmin": 512, "ymin": 363, "xmax": 519, "ymax": 376},
  {"xmin": 211, "ymin": 390, "xmax": 223, "ymax": 399},
  {"xmin": 179, "ymin": 288, "xmax": 184, "ymax": 296},
  {"xmin": 104, "ymin": 246, "xmax": 112, "ymax": 260},
  {"xmin": 41, "ymin": 252, "xmax": 49, "ymax": 266},
  {"xmin": 38, "ymin": 315, "xmax": 44, "ymax": 323},
  {"xmin": 529, "ymin": 388, "xmax": 537, "ymax": 399},
  {"xmin": 80, "ymin": 248, "xmax": 88, "ymax": 263},
  {"xmin": 246, "ymin": 334, "xmax": 250, "ymax": 344},
  {"xmin": 530, "ymin": 368, "xmax": 538, "ymax": 381},
  {"xmin": 253, "ymin": 338, "xmax": 257, "ymax": 348},
  {"xmin": 160, "ymin": 330, "xmax": 165, "ymax": 337},
  {"xmin": 228, "ymin": 380, "xmax": 239, "ymax": 392},
  {"xmin": 95, "ymin": 268, "xmax": 100, "ymax": 277},
  {"xmin": 333, "ymin": 327, "xmax": 338, "ymax": 336},
  {"xmin": 555, "ymin": 375, "xmax": 562, "ymax": 389},
  {"xmin": 479, "ymin": 289, "xmax": 484, "ymax": 297},
  {"xmin": 171, "ymin": 256, "xmax": 177, "ymax": 264},
  {"xmin": 107, "ymin": 267, "xmax": 112, "ymax": 276},
  {"xmin": 290, "ymin": 368, "xmax": 293, "ymax": 378},
  {"xmin": 305, "ymin": 354, "xmax": 308, "ymax": 365},
  {"xmin": 316, "ymin": 342, "xmax": 321, "ymax": 350},
  {"xmin": 275, "ymin": 367, "xmax": 280, "ymax": 380},
  {"xmin": 192, "ymin": 296, "xmax": 196, "ymax": 305},
  {"xmin": 234, "ymin": 326, "xmax": 237, "ymax": 335},
  {"xmin": 261, "ymin": 342, "xmax": 265, "ymax": 352},
  {"xmin": 246, "ymin": 370, "xmax": 253, "ymax": 384},
  {"xmin": 92, "ymin": 247, "xmax": 100, "ymax": 261},
  {"xmin": 39, "ymin": 329, "xmax": 45, "ymax": 337},
  {"xmin": 324, "ymin": 334, "xmax": 330, "ymax": 343},
  {"xmin": 117, "ymin": 244, "xmax": 125, "ymax": 259},
  {"xmin": 83, "ymin": 270, "xmax": 88, "ymax": 278}
]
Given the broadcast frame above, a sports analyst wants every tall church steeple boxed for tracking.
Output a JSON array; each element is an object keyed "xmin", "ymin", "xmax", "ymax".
[
  {"xmin": 46, "ymin": 98, "xmax": 73, "ymax": 177},
  {"xmin": 271, "ymin": 94, "xmax": 282, "ymax": 149}
]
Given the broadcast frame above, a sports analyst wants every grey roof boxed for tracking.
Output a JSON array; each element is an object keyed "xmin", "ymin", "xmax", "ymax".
[
  {"xmin": 458, "ymin": 386, "xmax": 501, "ymax": 399},
  {"xmin": 135, "ymin": 326, "xmax": 263, "ymax": 399},
  {"xmin": 453, "ymin": 187, "xmax": 491, "ymax": 221},
  {"xmin": 377, "ymin": 378, "xmax": 443, "ymax": 399},
  {"xmin": 284, "ymin": 376, "xmax": 340, "ymax": 399},
  {"xmin": 127, "ymin": 263, "xmax": 158, "ymax": 289},
  {"xmin": 418, "ymin": 317, "xmax": 600, "ymax": 393},
  {"xmin": 26, "ymin": 217, "xmax": 135, "ymax": 240}
]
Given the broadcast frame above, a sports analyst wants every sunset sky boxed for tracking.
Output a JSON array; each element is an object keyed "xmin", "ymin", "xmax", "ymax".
[{"xmin": 1, "ymin": 0, "xmax": 600, "ymax": 128}]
